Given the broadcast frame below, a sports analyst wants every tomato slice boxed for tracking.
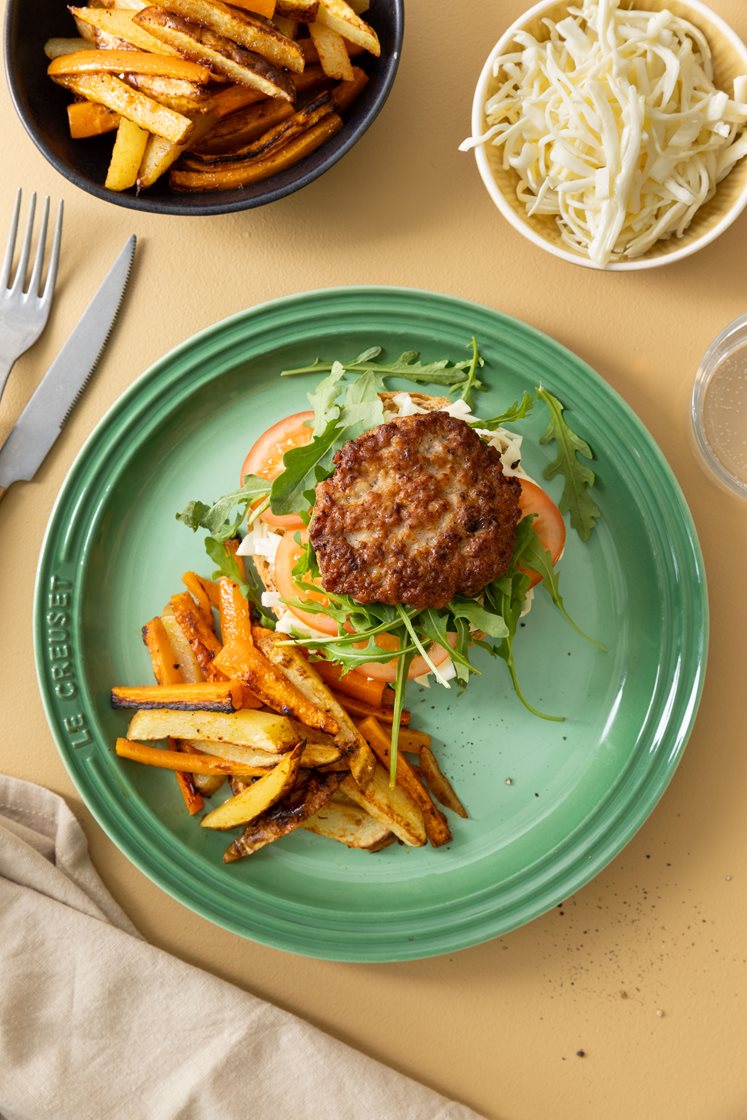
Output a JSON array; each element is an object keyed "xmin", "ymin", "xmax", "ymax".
[
  {"xmin": 518, "ymin": 478, "xmax": 566, "ymax": 587},
  {"xmin": 274, "ymin": 528, "xmax": 339, "ymax": 636},
  {"xmin": 241, "ymin": 411, "xmax": 314, "ymax": 530}
]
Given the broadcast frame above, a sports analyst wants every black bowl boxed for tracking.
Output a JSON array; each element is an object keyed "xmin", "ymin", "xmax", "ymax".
[{"xmin": 4, "ymin": 0, "xmax": 403, "ymax": 215}]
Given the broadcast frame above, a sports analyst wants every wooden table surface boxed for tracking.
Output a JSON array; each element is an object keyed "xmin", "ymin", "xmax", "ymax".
[{"xmin": 2, "ymin": 2, "xmax": 746, "ymax": 1116}]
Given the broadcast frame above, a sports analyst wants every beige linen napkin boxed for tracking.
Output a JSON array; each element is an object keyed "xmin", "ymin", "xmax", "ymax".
[{"xmin": 0, "ymin": 775, "xmax": 483, "ymax": 1120}]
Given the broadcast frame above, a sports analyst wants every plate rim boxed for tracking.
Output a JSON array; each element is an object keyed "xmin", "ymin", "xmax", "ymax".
[{"xmin": 33, "ymin": 285, "xmax": 709, "ymax": 961}]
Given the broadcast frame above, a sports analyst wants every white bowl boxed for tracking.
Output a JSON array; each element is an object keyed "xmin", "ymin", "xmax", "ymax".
[{"xmin": 469, "ymin": 0, "xmax": 747, "ymax": 270}]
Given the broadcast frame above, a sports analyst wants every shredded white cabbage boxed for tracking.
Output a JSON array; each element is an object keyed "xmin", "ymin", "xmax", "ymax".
[
  {"xmin": 236, "ymin": 520, "xmax": 281, "ymax": 562},
  {"xmin": 461, "ymin": 0, "xmax": 747, "ymax": 265}
]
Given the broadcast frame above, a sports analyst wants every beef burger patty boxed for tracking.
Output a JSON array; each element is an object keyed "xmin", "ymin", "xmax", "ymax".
[{"xmin": 309, "ymin": 410, "xmax": 522, "ymax": 611}]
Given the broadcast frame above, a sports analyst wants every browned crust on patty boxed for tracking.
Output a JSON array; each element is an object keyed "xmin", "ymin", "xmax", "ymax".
[{"xmin": 309, "ymin": 410, "xmax": 521, "ymax": 611}]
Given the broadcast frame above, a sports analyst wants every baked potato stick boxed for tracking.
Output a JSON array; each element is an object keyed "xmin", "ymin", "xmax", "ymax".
[
  {"xmin": 348, "ymin": 0, "xmax": 370, "ymax": 12},
  {"xmin": 187, "ymin": 737, "xmax": 341, "ymax": 768},
  {"xmin": 126, "ymin": 74, "xmax": 211, "ymax": 114},
  {"xmin": 213, "ymin": 639, "xmax": 339, "ymax": 735},
  {"xmin": 276, "ymin": 0, "xmax": 319, "ymax": 20},
  {"xmin": 297, "ymin": 37, "xmax": 362, "ymax": 64},
  {"xmin": 301, "ymin": 791, "xmax": 393, "ymax": 850},
  {"xmin": 309, "ymin": 21, "xmax": 353, "ymax": 80},
  {"xmin": 111, "ymin": 681, "xmax": 243, "ymax": 711},
  {"xmin": 103, "ymin": 0, "xmax": 147, "ymax": 10},
  {"xmin": 142, "ymin": 616, "xmax": 184, "ymax": 686},
  {"xmin": 105, "ymin": 117, "xmax": 149, "ymax": 190},
  {"xmin": 170, "ymin": 112, "xmax": 343, "ymax": 190},
  {"xmin": 169, "ymin": 592, "xmax": 225, "ymax": 681},
  {"xmin": 253, "ymin": 630, "xmax": 374, "ymax": 787},
  {"xmin": 69, "ymin": 6, "xmax": 186, "ymax": 57},
  {"xmin": 72, "ymin": 13, "xmax": 98, "ymax": 43},
  {"xmin": 357, "ymin": 717, "xmax": 452, "ymax": 847},
  {"xmin": 419, "ymin": 746, "xmax": 468, "ymax": 819},
  {"xmin": 341, "ymin": 767, "xmax": 426, "ymax": 847},
  {"xmin": 160, "ymin": 604, "xmax": 204, "ymax": 684},
  {"xmin": 218, "ymin": 578, "xmax": 253, "ymax": 644},
  {"xmin": 127, "ymin": 707, "xmax": 299, "ymax": 753},
  {"xmin": 200, "ymin": 744, "xmax": 303, "ymax": 829},
  {"xmin": 138, "ymin": 111, "xmax": 216, "ymax": 188},
  {"xmin": 115, "ymin": 738, "xmax": 264, "ymax": 777},
  {"xmin": 48, "ymin": 49, "xmax": 211, "ymax": 82},
  {"xmin": 53, "ymin": 72, "xmax": 193, "ymax": 143},
  {"xmin": 273, "ymin": 14, "xmax": 297, "ymax": 37},
  {"xmin": 144, "ymin": 0, "xmax": 304, "ymax": 73},
  {"xmin": 44, "ymin": 37, "xmax": 90, "ymax": 59},
  {"xmin": 317, "ymin": 0, "xmax": 379, "ymax": 56},
  {"xmin": 224, "ymin": 771, "xmax": 341, "ymax": 861},
  {"xmin": 134, "ymin": 9, "xmax": 295, "ymax": 101}
]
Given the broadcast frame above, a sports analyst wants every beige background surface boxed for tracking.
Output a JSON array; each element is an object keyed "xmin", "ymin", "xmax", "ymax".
[{"xmin": 2, "ymin": 2, "xmax": 747, "ymax": 1117}]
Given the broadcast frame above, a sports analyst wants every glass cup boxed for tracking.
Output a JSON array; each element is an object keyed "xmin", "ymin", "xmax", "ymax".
[{"xmin": 691, "ymin": 314, "xmax": 747, "ymax": 499}]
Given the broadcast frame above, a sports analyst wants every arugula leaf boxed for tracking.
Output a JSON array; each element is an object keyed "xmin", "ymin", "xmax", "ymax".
[
  {"xmin": 269, "ymin": 419, "xmax": 340, "ymax": 516},
  {"xmin": 308, "ymin": 361, "xmax": 344, "ymax": 435},
  {"xmin": 280, "ymin": 343, "xmax": 486, "ymax": 398},
  {"xmin": 205, "ymin": 536, "xmax": 245, "ymax": 584},
  {"xmin": 472, "ymin": 391, "xmax": 534, "ymax": 430},
  {"xmin": 521, "ymin": 531, "xmax": 606, "ymax": 650},
  {"xmin": 419, "ymin": 608, "xmax": 474, "ymax": 681},
  {"xmin": 451, "ymin": 618, "xmax": 474, "ymax": 685},
  {"xmin": 270, "ymin": 370, "xmax": 383, "ymax": 516},
  {"xmin": 483, "ymin": 520, "xmax": 564, "ymax": 721},
  {"xmin": 339, "ymin": 368, "xmax": 385, "ymax": 439},
  {"xmin": 389, "ymin": 645, "xmax": 414, "ymax": 786},
  {"xmin": 396, "ymin": 606, "xmax": 451, "ymax": 687},
  {"xmin": 177, "ymin": 475, "xmax": 270, "ymax": 540},
  {"xmin": 537, "ymin": 387, "xmax": 601, "ymax": 541},
  {"xmin": 459, "ymin": 337, "xmax": 484, "ymax": 408},
  {"xmin": 449, "ymin": 598, "xmax": 509, "ymax": 639}
]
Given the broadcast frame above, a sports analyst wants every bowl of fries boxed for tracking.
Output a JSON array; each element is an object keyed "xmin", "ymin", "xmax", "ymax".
[{"xmin": 4, "ymin": 0, "xmax": 402, "ymax": 215}]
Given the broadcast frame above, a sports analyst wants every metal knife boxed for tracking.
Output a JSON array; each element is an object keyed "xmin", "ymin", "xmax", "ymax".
[{"xmin": 0, "ymin": 234, "xmax": 136, "ymax": 501}]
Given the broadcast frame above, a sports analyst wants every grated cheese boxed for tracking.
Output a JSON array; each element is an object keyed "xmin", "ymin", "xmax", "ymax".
[{"xmin": 461, "ymin": 0, "xmax": 747, "ymax": 265}]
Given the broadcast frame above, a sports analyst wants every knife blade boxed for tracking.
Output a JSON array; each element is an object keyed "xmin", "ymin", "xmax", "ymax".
[{"xmin": 0, "ymin": 234, "xmax": 136, "ymax": 497}]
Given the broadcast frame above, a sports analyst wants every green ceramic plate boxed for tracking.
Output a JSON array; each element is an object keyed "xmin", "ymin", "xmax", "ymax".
[{"xmin": 34, "ymin": 287, "xmax": 707, "ymax": 961}]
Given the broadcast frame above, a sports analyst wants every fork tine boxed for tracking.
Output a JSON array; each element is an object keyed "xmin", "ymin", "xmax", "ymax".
[
  {"xmin": 9, "ymin": 192, "xmax": 37, "ymax": 294},
  {"xmin": 28, "ymin": 196, "xmax": 51, "ymax": 298},
  {"xmin": 1, "ymin": 189, "xmax": 22, "ymax": 290},
  {"xmin": 41, "ymin": 199, "xmax": 64, "ymax": 303}
]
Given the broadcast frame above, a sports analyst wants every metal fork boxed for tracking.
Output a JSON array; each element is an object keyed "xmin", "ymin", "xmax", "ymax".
[{"xmin": 0, "ymin": 189, "xmax": 64, "ymax": 403}]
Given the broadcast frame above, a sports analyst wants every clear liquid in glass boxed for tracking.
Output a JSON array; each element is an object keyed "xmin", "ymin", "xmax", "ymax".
[{"xmin": 702, "ymin": 343, "xmax": 747, "ymax": 485}]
